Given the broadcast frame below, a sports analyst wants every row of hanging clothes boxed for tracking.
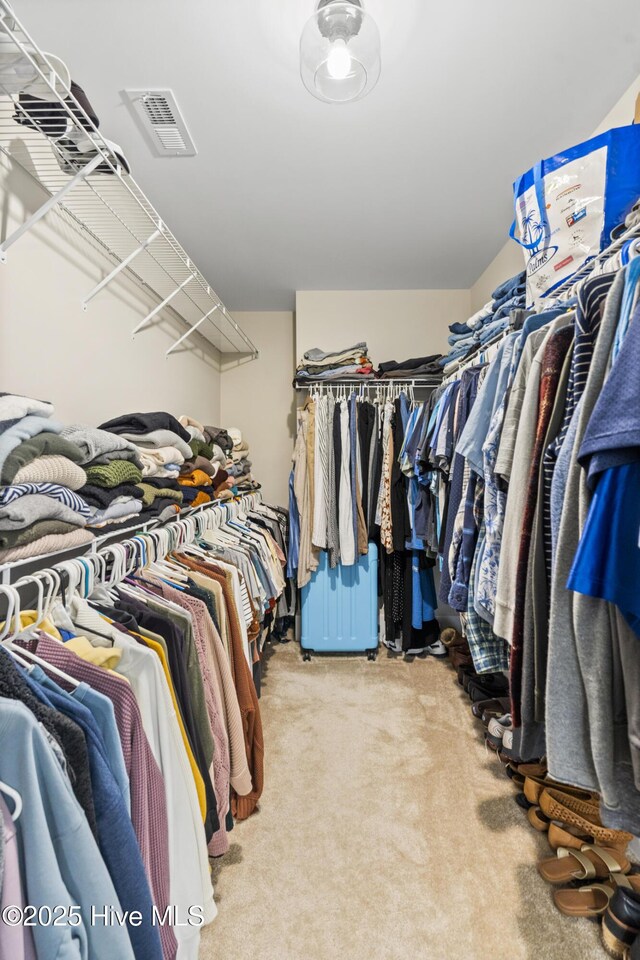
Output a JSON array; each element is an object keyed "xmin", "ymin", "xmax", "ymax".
[
  {"xmin": 425, "ymin": 217, "xmax": 640, "ymax": 837},
  {"xmin": 289, "ymin": 381, "xmax": 442, "ymax": 656},
  {"xmin": 0, "ymin": 493, "xmax": 293, "ymax": 960}
]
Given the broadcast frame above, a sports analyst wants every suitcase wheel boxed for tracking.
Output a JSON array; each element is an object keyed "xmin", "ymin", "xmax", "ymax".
[
  {"xmin": 367, "ymin": 650, "xmax": 377, "ymax": 662},
  {"xmin": 302, "ymin": 650, "xmax": 312, "ymax": 662}
]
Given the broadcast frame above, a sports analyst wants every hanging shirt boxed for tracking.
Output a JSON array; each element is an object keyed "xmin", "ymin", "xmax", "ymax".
[{"xmin": 0, "ymin": 698, "xmax": 136, "ymax": 960}]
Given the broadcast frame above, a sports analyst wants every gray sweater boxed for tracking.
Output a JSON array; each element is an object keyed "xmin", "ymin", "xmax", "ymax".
[{"xmin": 545, "ymin": 271, "xmax": 636, "ymax": 821}]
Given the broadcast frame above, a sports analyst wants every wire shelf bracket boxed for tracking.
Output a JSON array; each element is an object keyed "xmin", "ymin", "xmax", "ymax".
[
  {"xmin": 0, "ymin": 152, "xmax": 102, "ymax": 261},
  {"xmin": 82, "ymin": 225, "xmax": 163, "ymax": 309}
]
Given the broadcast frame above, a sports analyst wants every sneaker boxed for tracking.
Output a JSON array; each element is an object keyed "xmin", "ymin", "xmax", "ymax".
[
  {"xmin": 425, "ymin": 639, "xmax": 448, "ymax": 658},
  {"xmin": 486, "ymin": 714, "xmax": 512, "ymax": 749}
]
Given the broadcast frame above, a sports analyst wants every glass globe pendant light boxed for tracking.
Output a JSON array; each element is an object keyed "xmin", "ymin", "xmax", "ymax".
[{"xmin": 300, "ymin": 0, "xmax": 381, "ymax": 104}]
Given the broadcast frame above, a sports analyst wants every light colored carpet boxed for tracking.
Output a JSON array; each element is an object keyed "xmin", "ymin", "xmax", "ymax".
[{"xmin": 201, "ymin": 644, "xmax": 606, "ymax": 960}]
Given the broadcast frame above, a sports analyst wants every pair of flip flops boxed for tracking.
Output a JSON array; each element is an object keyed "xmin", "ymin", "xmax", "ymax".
[{"xmin": 539, "ymin": 844, "xmax": 639, "ymax": 920}]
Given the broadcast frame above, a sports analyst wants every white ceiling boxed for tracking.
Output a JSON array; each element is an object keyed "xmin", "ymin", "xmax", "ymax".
[{"xmin": 16, "ymin": 0, "xmax": 640, "ymax": 309}]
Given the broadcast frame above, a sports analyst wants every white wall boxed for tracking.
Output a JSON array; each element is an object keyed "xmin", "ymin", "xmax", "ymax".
[
  {"xmin": 220, "ymin": 312, "xmax": 295, "ymax": 506},
  {"xmin": 0, "ymin": 155, "xmax": 221, "ymax": 428},
  {"xmin": 470, "ymin": 76, "xmax": 640, "ymax": 312},
  {"xmin": 295, "ymin": 289, "xmax": 471, "ymax": 362}
]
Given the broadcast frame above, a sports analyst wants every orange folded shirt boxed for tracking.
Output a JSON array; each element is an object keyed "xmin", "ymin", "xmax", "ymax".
[{"xmin": 178, "ymin": 469, "xmax": 211, "ymax": 487}]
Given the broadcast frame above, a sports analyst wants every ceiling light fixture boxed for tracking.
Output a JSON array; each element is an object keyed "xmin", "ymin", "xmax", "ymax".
[{"xmin": 300, "ymin": 0, "xmax": 381, "ymax": 104}]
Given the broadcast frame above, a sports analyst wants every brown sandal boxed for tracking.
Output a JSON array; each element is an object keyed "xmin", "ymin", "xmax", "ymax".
[
  {"xmin": 538, "ymin": 844, "xmax": 630, "ymax": 885},
  {"xmin": 553, "ymin": 873, "xmax": 640, "ymax": 918}
]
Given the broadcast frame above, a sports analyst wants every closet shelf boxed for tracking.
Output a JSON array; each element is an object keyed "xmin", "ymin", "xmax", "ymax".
[
  {"xmin": 0, "ymin": 497, "xmax": 251, "ymax": 584},
  {"xmin": 295, "ymin": 377, "xmax": 443, "ymax": 390},
  {"xmin": 0, "ymin": 2, "xmax": 258, "ymax": 361}
]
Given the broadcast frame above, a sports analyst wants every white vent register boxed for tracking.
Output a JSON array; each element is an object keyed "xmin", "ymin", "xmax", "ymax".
[{"xmin": 124, "ymin": 89, "xmax": 197, "ymax": 157}]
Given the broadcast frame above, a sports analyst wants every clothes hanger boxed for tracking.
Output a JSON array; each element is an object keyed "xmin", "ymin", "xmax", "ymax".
[
  {"xmin": 0, "ymin": 584, "xmax": 15, "ymax": 643},
  {"xmin": 0, "ymin": 779, "xmax": 22, "ymax": 821},
  {"xmin": 2, "ymin": 582, "xmax": 80, "ymax": 686}
]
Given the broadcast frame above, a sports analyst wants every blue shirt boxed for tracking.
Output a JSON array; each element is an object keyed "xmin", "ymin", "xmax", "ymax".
[
  {"xmin": 26, "ymin": 667, "xmax": 163, "ymax": 960},
  {"xmin": 0, "ymin": 698, "xmax": 137, "ymax": 960},
  {"xmin": 579, "ymin": 300, "xmax": 640, "ymax": 485},
  {"xmin": 568, "ymin": 461, "xmax": 640, "ymax": 637}
]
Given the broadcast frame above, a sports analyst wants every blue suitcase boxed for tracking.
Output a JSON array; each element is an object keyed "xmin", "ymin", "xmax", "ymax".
[{"xmin": 300, "ymin": 543, "xmax": 379, "ymax": 660}]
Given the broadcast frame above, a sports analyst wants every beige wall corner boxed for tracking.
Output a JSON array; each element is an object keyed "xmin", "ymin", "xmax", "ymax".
[
  {"xmin": 295, "ymin": 289, "xmax": 471, "ymax": 362},
  {"xmin": 220, "ymin": 311, "xmax": 296, "ymax": 506}
]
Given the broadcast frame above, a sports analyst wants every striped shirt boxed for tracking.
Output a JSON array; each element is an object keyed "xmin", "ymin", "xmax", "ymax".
[
  {"xmin": 0, "ymin": 482, "xmax": 91, "ymax": 518},
  {"xmin": 542, "ymin": 273, "xmax": 615, "ymax": 580}
]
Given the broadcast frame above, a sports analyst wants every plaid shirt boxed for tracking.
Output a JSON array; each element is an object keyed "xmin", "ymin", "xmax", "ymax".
[
  {"xmin": 447, "ymin": 468, "xmax": 481, "ymax": 612},
  {"xmin": 465, "ymin": 522, "xmax": 509, "ymax": 674}
]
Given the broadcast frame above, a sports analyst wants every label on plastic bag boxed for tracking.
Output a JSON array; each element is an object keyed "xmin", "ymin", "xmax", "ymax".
[{"xmin": 514, "ymin": 145, "xmax": 607, "ymax": 301}]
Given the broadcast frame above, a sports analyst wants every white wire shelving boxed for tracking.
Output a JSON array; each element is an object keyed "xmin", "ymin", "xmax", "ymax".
[{"xmin": 0, "ymin": 1, "xmax": 258, "ymax": 360}]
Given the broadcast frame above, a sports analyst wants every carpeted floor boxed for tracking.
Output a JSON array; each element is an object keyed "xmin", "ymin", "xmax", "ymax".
[{"xmin": 201, "ymin": 643, "xmax": 606, "ymax": 960}]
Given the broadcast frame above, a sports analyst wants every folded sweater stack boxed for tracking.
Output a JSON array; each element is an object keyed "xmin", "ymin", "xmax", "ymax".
[
  {"xmin": 0, "ymin": 394, "xmax": 94, "ymax": 561},
  {"xmin": 97, "ymin": 412, "xmax": 194, "ymax": 524},
  {"xmin": 177, "ymin": 417, "xmax": 235, "ymax": 506},
  {"xmin": 224, "ymin": 428, "xmax": 260, "ymax": 494},
  {"xmin": 0, "ymin": 399, "xmax": 266, "ymax": 564},
  {"xmin": 295, "ymin": 342, "xmax": 374, "ymax": 384},
  {"xmin": 60, "ymin": 424, "xmax": 146, "ymax": 533}
]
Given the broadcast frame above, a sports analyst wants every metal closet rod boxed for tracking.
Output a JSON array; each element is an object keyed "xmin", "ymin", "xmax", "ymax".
[
  {"xmin": 0, "ymin": 493, "xmax": 262, "ymax": 585},
  {"xmin": 295, "ymin": 378, "xmax": 442, "ymax": 390}
]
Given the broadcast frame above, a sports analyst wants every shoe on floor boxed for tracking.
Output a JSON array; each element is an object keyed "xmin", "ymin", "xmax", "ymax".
[
  {"xmin": 486, "ymin": 714, "xmax": 512, "ymax": 748},
  {"xmin": 602, "ymin": 887, "xmax": 640, "ymax": 959},
  {"xmin": 466, "ymin": 672, "xmax": 509, "ymax": 702},
  {"xmin": 440, "ymin": 627, "xmax": 465, "ymax": 648},
  {"xmin": 425, "ymin": 639, "xmax": 448, "ymax": 658}
]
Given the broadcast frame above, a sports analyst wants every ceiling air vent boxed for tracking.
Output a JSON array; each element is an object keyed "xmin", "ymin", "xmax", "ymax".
[{"xmin": 124, "ymin": 89, "xmax": 197, "ymax": 157}]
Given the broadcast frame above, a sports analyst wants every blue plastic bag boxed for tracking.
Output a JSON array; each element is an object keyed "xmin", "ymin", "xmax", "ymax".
[{"xmin": 510, "ymin": 124, "xmax": 640, "ymax": 301}]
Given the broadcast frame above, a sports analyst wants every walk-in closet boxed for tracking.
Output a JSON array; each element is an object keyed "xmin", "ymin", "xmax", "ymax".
[{"xmin": 1, "ymin": 3, "xmax": 640, "ymax": 959}]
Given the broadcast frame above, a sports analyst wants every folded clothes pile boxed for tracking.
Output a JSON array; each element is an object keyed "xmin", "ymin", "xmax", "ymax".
[
  {"xmin": 374, "ymin": 354, "xmax": 443, "ymax": 379},
  {"xmin": 224, "ymin": 428, "xmax": 261, "ymax": 494},
  {"xmin": 177, "ymin": 417, "xmax": 234, "ymax": 507},
  {"xmin": 295, "ymin": 342, "xmax": 374, "ymax": 384},
  {"xmin": 0, "ymin": 397, "xmax": 265, "ymax": 563},
  {"xmin": 97, "ymin": 411, "xmax": 198, "ymax": 524},
  {"xmin": 60, "ymin": 424, "xmax": 146, "ymax": 532},
  {"xmin": 0, "ymin": 393, "xmax": 94, "ymax": 561},
  {"xmin": 440, "ymin": 271, "xmax": 527, "ymax": 370}
]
